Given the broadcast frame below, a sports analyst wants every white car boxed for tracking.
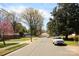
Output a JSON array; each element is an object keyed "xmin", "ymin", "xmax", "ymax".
[{"xmin": 52, "ymin": 38, "xmax": 64, "ymax": 45}]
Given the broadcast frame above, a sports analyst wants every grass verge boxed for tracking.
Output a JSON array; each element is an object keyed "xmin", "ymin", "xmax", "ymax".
[
  {"xmin": 64, "ymin": 41, "xmax": 78, "ymax": 45},
  {"xmin": 0, "ymin": 43, "xmax": 18, "ymax": 48},
  {"xmin": 0, "ymin": 43, "xmax": 28, "ymax": 56}
]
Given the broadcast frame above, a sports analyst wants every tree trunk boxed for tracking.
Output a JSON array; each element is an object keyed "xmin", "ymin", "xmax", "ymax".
[
  {"xmin": 65, "ymin": 34, "xmax": 68, "ymax": 40},
  {"xmin": 2, "ymin": 37, "xmax": 6, "ymax": 46},
  {"xmin": 1, "ymin": 32, "xmax": 6, "ymax": 46}
]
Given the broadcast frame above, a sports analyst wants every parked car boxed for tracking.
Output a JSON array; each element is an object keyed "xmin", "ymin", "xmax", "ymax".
[{"xmin": 52, "ymin": 37, "xmax": 64, "ymax": 45}]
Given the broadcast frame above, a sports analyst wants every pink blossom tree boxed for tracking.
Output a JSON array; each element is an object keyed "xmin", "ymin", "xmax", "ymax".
[
  {"xmin": 0, "ymin": 9, "xmax": 14, "ymax": 45},
  {"xmin": 0, "ymin": 19, "xmax": 14, "ymax": 45},
  {"xmin": 0, "ymin": 19, "xmax": 14, "ymax": 35}
]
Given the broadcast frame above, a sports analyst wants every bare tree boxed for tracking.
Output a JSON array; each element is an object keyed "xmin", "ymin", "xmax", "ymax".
[
  {"xmin": 8, "ymin": 11, "xmax": 18, "ymax": 33},
  {"xmin": 22, "ymin": 8, "xmax": 44, "ymax": 42}
]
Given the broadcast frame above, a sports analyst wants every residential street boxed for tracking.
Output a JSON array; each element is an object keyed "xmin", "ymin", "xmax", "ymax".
[
  {"xmin": 0, "ymin": 3, "xmax": 79, "ymax": 56},
  {"xmin": 6, "ymin": 37, "xmax": 79, "ymax": 56}
]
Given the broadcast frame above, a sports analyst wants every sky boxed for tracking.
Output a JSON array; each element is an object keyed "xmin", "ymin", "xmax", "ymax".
[{"xmin": 0, "ymin": 3, "xmax": 57, "ymax": 30}]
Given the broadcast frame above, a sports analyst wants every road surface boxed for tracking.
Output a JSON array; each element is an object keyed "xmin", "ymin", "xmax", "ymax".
[{"xmin": 6, "ymin": 37, "xmax": 79, "ymax": 56}]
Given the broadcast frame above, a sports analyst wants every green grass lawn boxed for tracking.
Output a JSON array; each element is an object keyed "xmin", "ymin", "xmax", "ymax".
[
  {"xmin": 19, "ymin": 37, "xmax": 30, "ymax": 41},
  {"xmin": 0, "ymin": 43, "xmax": 18, "ymax": 48},
  {"xmin": 0, "ymin": 37, "xmax": 30, "ymax": 56},
  {"xmin": 0, "ymin": 37, "xmax": 30, "ymax": 48},
  {"xmin": 5, "ymin": 37, "xmax": 30, "ymax": 43},
  {"xmin": 64, "ymin": 41, "xmax": 78, "ymax": 45},
  {"xmin": 59, "ymin": 35, "xmax": 79, "ymax": 45},
  {"xmin": 0, "ymin": 43, "xmax": 27, "ymax": 56}
]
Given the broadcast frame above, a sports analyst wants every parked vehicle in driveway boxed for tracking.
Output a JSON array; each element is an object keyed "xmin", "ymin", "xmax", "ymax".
[{"xmin": 52, "ymin": 37, "xmax": 64, "ymax": 45}]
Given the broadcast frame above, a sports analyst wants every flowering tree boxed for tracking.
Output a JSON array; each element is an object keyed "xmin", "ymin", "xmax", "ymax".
[
  {"xmin": 0, "ymin": 18, "xmax": 14, "ymax": 45},
  {"xmin": 0, "ymin": 19, "xmax": 14, "ymax": 35}
]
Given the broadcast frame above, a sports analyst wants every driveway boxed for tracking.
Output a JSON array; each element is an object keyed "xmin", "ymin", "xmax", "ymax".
[{"xmin": 6, "ymin": 37, "xmax": 79, "ymax": 56}]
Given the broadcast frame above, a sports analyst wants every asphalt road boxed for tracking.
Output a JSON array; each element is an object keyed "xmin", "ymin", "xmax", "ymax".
[{"xmin": 6, "ymin": 37, "xmax": 79, "ymax": 56}]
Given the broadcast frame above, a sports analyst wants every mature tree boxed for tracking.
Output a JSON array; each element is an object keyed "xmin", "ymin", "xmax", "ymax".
[
  {"xmin": 15, "ymin": 23, "xmax": 27, "ymax": 33},
  {"xmin": 47, "ymin": 18, "xmax": 60, "ymax": 36},
  {"xmin": 50, "ymin": 3, "xmax": 79, "ymax": 39},
  {"xmin": 47, "ymin": 18, "xmax": 54, "ymax": 36},
  {"xmin": 22, "ymin": 8, "xmax": 44, "ymax": 42},
  {"xmin": 9, "ymin": 12, "xmax": 17, "ymax": 33},
  {"xmin": 0, "ymin": 19, "xmax": 14, "ymax": 35}
]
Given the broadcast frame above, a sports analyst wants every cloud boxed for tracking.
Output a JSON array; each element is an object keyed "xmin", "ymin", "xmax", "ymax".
[
  {"xmin": 7, "ymin": 5, "xmax": 27, "ymax": 14},
  {"xmin": 38, "ymin": 9, "xmax": 51, "ymax": 19},
  {"xmin": 0, "ymin": 4, "xmax": 28, "ymax": 14},
  {"xmin": 38, "ymin": 9, "xmax": 52, "ymax": 30}
]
